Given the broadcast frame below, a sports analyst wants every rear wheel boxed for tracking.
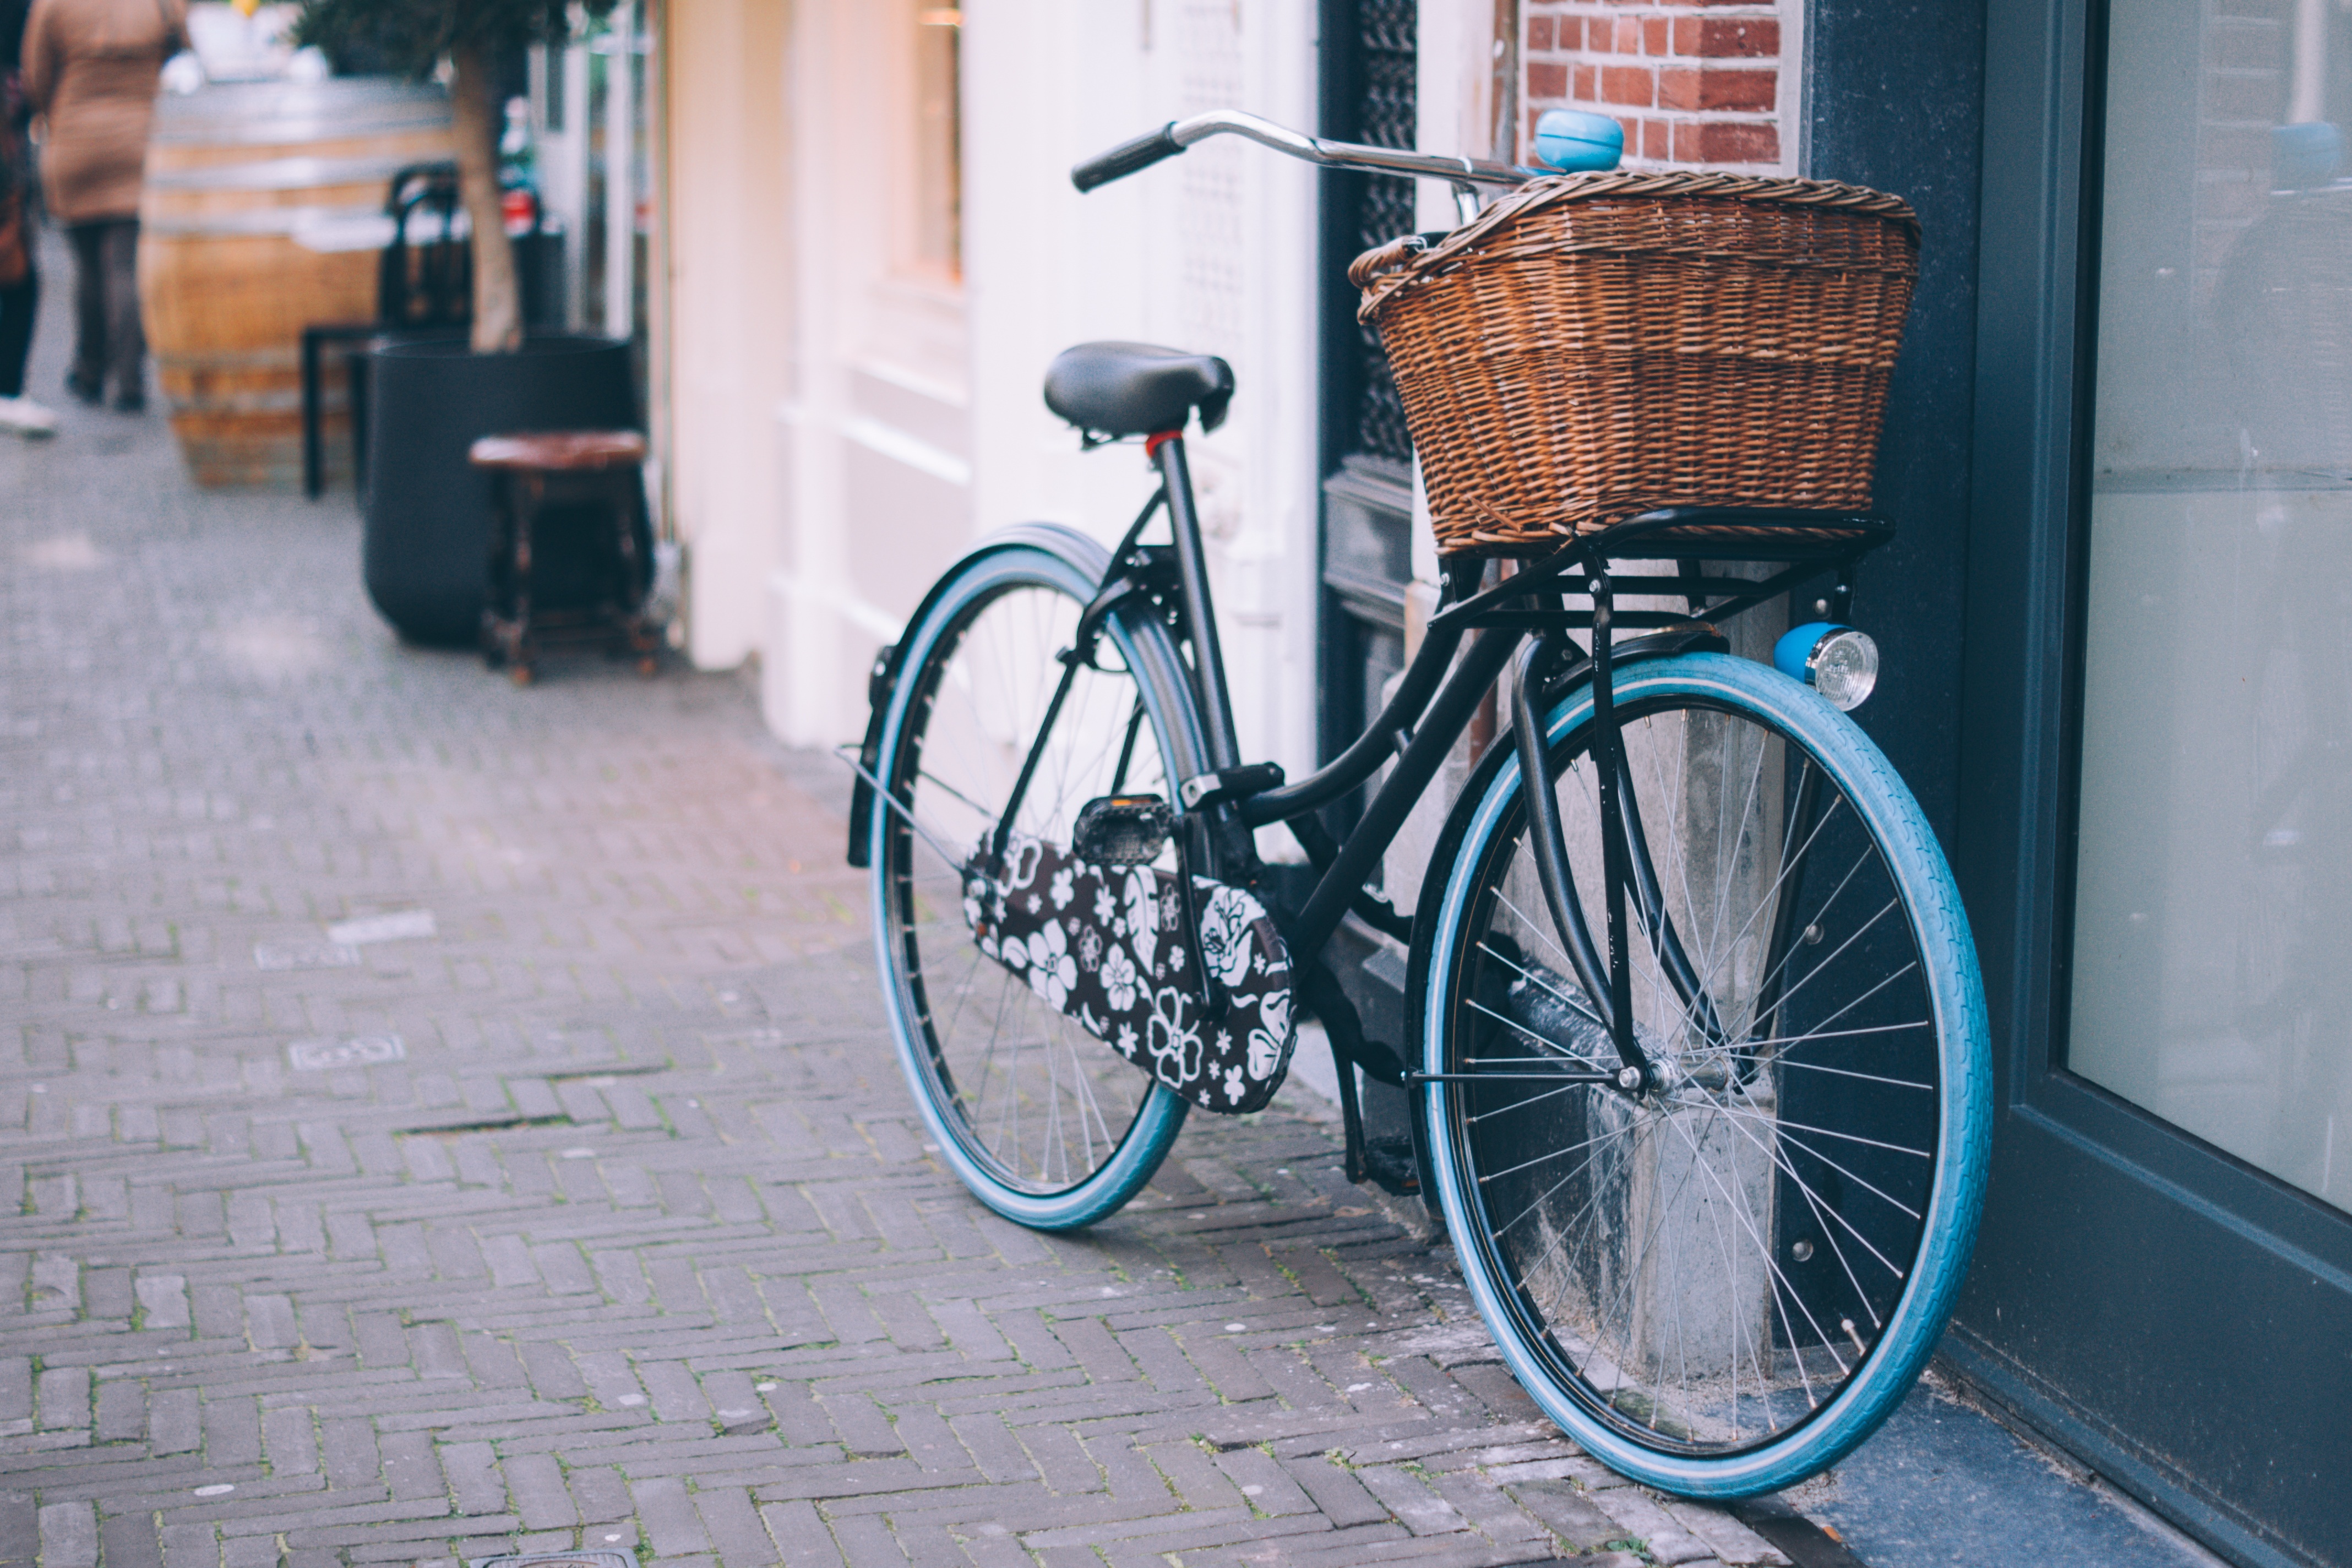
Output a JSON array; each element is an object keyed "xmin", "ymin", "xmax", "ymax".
[
  {"xmin": 1415, "ymin": 652, "xmax": 1989, "ymax": 1497},
  {"xmin": 869, "ymin": 527, "xmax": 1203, "ymax": 1229}
]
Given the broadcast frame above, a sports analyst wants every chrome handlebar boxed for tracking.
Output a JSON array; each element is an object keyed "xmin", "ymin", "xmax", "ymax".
[
  {"xmin": 1072, "ymin": 109, "xmax": 1542, "ymax": 224},
  {"xmin": 1169, "ymin": 110, "xmax": 1537, "ymax": 187}
]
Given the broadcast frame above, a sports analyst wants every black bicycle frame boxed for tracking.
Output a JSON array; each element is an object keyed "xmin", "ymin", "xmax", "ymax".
[{"xmin": 990, "ymin": 433, "xmax": 1894, "ymax": 1102}]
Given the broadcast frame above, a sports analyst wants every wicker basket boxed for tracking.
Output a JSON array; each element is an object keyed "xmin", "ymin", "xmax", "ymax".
[{"xmin": 1351, "ymin": 170, "xmax": 1920, "ymax": 555}]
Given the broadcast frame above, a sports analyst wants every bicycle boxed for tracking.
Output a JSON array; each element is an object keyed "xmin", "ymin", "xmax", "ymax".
[{"xmin": 843, "ymin": 109, "xmax": 1991, "ymax": 1500}]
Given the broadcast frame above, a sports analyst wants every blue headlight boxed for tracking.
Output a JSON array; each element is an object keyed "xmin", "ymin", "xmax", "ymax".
[{"xmin": 1773, "ymin": 622, "xmax": 1880, "ymax": 710}]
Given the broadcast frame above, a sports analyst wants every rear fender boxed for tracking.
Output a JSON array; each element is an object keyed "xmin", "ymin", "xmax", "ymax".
[{"xmin": 845, "ymin": 524, "xmax": 1124, "ymax": 869}]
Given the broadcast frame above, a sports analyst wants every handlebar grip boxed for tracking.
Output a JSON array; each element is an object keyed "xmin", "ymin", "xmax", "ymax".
[{"xmin": 1072, "ymin": 123, "xmax": 1184, "ymax": 192}]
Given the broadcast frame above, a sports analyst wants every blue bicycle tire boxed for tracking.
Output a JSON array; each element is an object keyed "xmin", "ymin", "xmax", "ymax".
[
  {"xmin": 869, "ymin": 526, "xmax": 1200, "ymax": 1230},
  {"xmin": 1414, "ymin": 651, "xmax": 1991, "ymax": 1498}
]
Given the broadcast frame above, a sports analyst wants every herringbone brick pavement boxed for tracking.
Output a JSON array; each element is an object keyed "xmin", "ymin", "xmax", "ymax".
[{"xmin": 0, "ymin": 364, "xmax": 1799, "ymax": 1567}]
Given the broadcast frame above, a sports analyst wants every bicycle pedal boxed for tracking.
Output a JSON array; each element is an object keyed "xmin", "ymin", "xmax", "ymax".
[{"xmin": 1072, "ymin": 794, "xmax": 1173, "ymax": 865}]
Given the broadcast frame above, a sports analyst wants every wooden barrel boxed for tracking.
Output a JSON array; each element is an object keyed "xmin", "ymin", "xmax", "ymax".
[{"xmin": 138, "ymin": 79, "xmax": 455, "ymax": 490}]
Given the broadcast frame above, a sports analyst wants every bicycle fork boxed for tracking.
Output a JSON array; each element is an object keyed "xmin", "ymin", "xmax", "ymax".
[{"xmin": 1507, "ymin": 573, "xmax": 1733, "ymax": 1094}]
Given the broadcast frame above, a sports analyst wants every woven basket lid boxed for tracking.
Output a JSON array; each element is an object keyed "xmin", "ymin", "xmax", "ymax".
[{"xmin": 1351, "ymin": 170, "xmax": 1921, "ymax": 324}]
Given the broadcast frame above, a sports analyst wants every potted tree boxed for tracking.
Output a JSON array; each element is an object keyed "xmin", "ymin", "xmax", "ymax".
[{"xmin": 295, "ymin": 0, "xmax": 639, "ymax": 645}]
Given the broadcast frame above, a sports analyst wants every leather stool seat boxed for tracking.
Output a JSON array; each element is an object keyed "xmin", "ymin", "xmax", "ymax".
[{"xmin": 469, "ymin": 429, "xmax": 658, "ymax": 685}]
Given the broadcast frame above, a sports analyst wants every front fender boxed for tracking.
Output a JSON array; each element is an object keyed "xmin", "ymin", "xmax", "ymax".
[{"xmin": 1401, "ymin": 623, "xmax": 1738, "ymax": 1053}]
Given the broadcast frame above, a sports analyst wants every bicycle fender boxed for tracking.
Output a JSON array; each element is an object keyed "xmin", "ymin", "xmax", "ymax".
[
  {"xmin": 846, "ymin": 523, "xmax": 1124, "ymax": 869},
  {"xmin": 1532, "ymin": 620, "xmax": 1730, "ymax": 708}
]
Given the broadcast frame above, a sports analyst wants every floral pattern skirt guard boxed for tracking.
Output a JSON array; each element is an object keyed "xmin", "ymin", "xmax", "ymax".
[{"xmin": 963, "ymin": 837, "xmax": 1297, "ymax": 1114}]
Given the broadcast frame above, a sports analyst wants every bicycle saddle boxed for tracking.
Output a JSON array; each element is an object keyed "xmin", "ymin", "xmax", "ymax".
[{"xmin": 1044, "ymin": 341, "xmax": 1234, "ymax": 438}]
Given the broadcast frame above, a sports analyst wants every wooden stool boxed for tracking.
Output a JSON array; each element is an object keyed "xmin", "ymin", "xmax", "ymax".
[{"xmin": 470, "ymin": 430, "xmax": 658, "ymax": 685}]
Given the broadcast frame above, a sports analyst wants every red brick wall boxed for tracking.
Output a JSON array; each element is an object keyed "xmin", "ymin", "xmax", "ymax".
[{"xmin": 1521, "ymin": 1, "xmax": 1793, "ymax": 173}]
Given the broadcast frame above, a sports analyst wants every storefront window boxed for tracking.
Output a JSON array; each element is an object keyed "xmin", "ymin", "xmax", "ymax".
[{"xmin": 2073, "ymin": 0, "xmax": 2352, "ymax": 1212}]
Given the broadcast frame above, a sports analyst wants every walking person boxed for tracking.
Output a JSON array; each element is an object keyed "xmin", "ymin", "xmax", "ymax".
[
  {"xmin": 21, "ymin": 0, "xmax": 183, "ymax": 413},
  {"xmin": 0, "ymin": 0, "xmax": 57, "ymax": 437}
]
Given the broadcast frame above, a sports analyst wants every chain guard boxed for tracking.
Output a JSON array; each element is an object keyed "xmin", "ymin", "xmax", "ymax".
[{"xmin": 964, "ymin": 836, "xmax": 1295, "ymax": 1114}]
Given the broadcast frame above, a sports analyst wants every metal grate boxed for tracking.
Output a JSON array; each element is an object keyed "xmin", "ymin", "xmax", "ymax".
[{"xmin": 1354, "ymin": 0, "xmax": 1417, "ymax": 464}]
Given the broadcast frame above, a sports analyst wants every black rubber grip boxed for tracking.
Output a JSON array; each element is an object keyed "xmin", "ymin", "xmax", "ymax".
[{"xmin": 1072, "ymin": 123, "xmax": 1184, "ymax": 192}]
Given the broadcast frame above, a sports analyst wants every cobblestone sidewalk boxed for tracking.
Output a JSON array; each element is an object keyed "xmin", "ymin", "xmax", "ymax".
[{"xmin": 0, "ymin": 343, "xmax": 1805, "ymax": 1567}]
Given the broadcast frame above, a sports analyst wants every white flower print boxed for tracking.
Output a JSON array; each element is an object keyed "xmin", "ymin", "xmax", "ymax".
[
  {"xmin": 1195, "ymin": 885, "xmax": 1258, "ymax": 988},
  {"xmin": 1147, "ymin": 986, "xmax": 1202, "ymax": 1085},
  {"xmin": 1124, "ymin": 869, "xmax": 1159, "ymax": 974},
  {"xmin": 1241, "ymin": 986, "xmax": 1295, "ymax": 1081},
  {"xmin": 1257, "ymin": 987, "xmax": 1291, "ymax": 1046},
  {"xmin": 1025, "ymin": 921, "xmax": 1075, "ymax": 1006},
  {"xmin": 1099, "ymin": 944, "xmax": 1139, "ymax": 1011},
  {"xmin": 966, "ymin": 834, "xmax": 1306, "ymax": 1114},
  {"xmin": 1247, "ymin": 1028, "xmax": 1284, "ymax": 1080}
]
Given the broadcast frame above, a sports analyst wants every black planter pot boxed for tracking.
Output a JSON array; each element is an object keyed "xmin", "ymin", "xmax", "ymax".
[{"xmin": 362, "ymin": 333, "xmax": 638, "ymax": 645}]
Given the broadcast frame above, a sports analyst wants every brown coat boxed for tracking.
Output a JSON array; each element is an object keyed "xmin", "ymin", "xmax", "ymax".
[{"xmin": 22, "ymin": 0, "xmax": 184, "ymax": 225}]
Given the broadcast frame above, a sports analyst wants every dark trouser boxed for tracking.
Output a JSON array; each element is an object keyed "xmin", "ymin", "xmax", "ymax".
[
  {"xmin": 0, "ymin": 267, "xmax": 33, "ymax": 400},
  {"xmin": 66, "ymin": 218, "xmax": 143, "ymax": 402}
]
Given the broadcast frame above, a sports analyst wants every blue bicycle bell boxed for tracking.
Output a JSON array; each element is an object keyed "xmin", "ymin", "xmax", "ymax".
[
  {"xmin": 1775, "ymin": 622, "xmax": 1880, "ymax": 710},
  {"xmin": 1533, "ymin": 109, "xmax": 1625, "ymax": 173}
]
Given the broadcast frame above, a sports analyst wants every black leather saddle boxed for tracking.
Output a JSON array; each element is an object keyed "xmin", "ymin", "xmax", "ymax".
[{"xmin": 1043, "ymin": 341, "xmax": 1234, "ymax": 439}]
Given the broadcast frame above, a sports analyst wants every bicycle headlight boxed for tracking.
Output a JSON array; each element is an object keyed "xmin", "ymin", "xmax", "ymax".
[{"xmin": 1774, "ymin": 622, "xmax": 1879, "ymax": 711}]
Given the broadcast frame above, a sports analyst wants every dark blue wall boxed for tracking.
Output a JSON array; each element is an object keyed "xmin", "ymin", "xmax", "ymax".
[{"xmin": 1805, "ymin": 1, "xmax": 1989, "ymax": 847}]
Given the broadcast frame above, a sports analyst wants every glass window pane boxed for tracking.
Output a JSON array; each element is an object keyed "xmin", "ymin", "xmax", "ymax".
[{"xmin": 2074, "ymin": 0, "xmax": 2352, "ymax": 1212}]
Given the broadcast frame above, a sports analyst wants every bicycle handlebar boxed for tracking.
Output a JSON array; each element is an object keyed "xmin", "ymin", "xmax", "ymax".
[
  {"xmin": 1071, "ymin": 123, "xmax": 1188, "ymax": 192},
  {"xmin": 1071, "ymin": 108, "xmax": 1543, "ymax": 195}
]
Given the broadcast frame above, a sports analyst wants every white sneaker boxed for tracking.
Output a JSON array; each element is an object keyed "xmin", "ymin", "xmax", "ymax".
[{"xmin": 0, "ymin": 395, "xmax": 60, "ymax": 438}]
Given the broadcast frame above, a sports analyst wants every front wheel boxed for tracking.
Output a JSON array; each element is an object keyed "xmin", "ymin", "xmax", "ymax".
[
  {"xmin": 1413, "ymin": 652, "xmax": 1990, "ymax": 1498},
  {"xmin": 869, "ymin": 526, "xmax": 1204, "ymax": 1230}
]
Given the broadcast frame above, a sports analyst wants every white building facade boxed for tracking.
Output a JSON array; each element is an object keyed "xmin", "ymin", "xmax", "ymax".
[{"xmin": 655, "ymin": 0, "xmax": 1800, "ymax": 782}]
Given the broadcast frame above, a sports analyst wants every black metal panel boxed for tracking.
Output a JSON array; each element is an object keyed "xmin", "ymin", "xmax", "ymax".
[
  {"xmin": 1315, "ymin": 0, "xmax": 1415, "ymax": 471},
  {"xmin": 1318, "ymin": 0, "xmax": 1418, "ymax": 825},
  {"xmin": 1951, "ymin": 1, "xmax": 2352, "ymax": 1564},
  {"xmin": 1803, "ymin": 0, "xmax": 1986, "ymax": 851},
  {"xmin": 1349, "ymin": 0, "xmax": 1417, "ymax": 465}
]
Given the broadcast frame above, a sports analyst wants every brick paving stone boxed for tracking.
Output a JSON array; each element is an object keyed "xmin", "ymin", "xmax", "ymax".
[{"xmin": 0, "ymin": 270, "xmax": 1839, "ymax": 1568}]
